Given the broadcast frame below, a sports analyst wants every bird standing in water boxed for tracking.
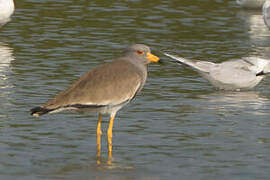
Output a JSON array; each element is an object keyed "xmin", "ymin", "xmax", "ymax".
[{"xmin": 31, "ymin": 44, "xmax": 161, "ymax": 159}]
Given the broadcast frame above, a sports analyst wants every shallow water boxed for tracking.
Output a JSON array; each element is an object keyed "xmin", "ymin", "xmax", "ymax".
[{"xmin": 1, "ymin": 0, "xmax": 270, "ymax": 179}]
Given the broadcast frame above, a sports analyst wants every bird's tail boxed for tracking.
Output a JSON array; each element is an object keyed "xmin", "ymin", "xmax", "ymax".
[{"xmin": 30, "ymin": 106, "xmax": 52, "ymax": 117}]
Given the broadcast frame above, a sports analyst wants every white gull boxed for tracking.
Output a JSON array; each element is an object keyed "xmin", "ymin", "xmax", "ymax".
[
  {"xmin": 164, "ymin": 53, "xmax": 270, "ymax": 91},
  {"xmin": 0, "ymin": 0, "xmax": 15, "ymax": 27}
]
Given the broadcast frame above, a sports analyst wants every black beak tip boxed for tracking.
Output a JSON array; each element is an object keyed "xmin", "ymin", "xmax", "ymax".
[
  {"xmin": 158, "ymin": 59, "xmax": 165, "ymax": 64},
  {"xmin": 256, "ymin": 71, "xmax": 265, "ymax": 76}
]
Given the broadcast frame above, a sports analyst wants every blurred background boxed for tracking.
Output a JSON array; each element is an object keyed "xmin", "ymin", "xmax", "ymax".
[{"xmin": 1, "ymin": 0, "xmax": 270, "ymax": 179}]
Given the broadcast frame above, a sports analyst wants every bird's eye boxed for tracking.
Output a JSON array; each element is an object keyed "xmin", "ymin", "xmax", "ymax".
[{"xmin": 136, "ymin": 50, "xmax": 144, "ymax": 55}]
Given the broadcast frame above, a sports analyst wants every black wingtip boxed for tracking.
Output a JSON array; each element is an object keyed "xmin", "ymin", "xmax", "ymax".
[{"xmin": 30, "ymin": 106, "xmax": 50, "ymax": 117}]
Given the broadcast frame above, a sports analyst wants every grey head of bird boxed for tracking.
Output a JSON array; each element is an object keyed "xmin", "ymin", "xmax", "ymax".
[{"xmin": 122, "ymin": 44, "xmax": 160, "ymax": 65}]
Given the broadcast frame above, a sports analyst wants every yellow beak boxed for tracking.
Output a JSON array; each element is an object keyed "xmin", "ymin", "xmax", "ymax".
[{"xmin": 146, "ymin": 52, "xmax": 160, "ymax": 63}]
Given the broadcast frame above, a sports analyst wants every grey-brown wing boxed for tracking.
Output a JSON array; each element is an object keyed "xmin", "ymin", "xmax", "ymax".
[{"xmin": 44, "ymin": 60, "xmax": 144, "ymax": 109}]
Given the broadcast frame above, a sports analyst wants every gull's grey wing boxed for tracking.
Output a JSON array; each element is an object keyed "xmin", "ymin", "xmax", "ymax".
[
  {"xmin": 210, "ymin": 64, "xmax": 257, "ymax": 84},
  {"xmin": 207, "ymin": 58, "xmax": 264, "ymax": 89}
]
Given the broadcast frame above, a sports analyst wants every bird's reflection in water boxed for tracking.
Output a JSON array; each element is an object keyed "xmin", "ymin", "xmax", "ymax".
[
  {"xmin": 96, "ymin": 150, "xmax": 114, "ymax": 167},
  {"xmin": 261, "ymin": 46, "xmax": 270, "ymax": 59},
  {"xmin": 0, "ymin": 42, "xmax": 14, "ymax": 114},
  {"xmin": 237, "ymin": 10, "xmax": 270, "ymax": 47},
  {"xmin": 199, "ymin": 90, "xmax": 269, "ymax": 115},
  {"xmin": 0, "ymin": 42, "xmax": 14, "ymax": 81},
  {"xmin": 95, "ymin": 152, "xmax": 135, "ymax": 171}
]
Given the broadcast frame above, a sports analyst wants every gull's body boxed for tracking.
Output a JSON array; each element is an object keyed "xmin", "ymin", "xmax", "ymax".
[
  {"xmin": 30, "ymin": 44, "xmax": 160, "ymax": 158},
  {"xmin": 236, "ymin": 0, "xmax": 266, "ymax": 8},
  {"xmin": 263, "ymin": 0, "xmax": 270, "ymax": 29},
  {"xmin": 0, "ymin": 0, "xmax": 15, "ymax": 27},
  {"xmin": 165, "ymin": 53, "xmax": 270, "ymax": 91}
]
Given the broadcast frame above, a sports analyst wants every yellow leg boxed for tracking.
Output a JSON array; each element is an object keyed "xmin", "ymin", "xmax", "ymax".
[
  {"xmin": 107, "ymin": 113, "xmax": 115, "ymax": 155},
  {"xmin": 96, "ymin": 113, "xmax": 102, "ymax": 158}
]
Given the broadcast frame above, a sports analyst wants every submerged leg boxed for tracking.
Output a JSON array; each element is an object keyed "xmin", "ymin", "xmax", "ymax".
[
  {"xmin": 107, "ymin": 113, "xmax": 116, "ymax": 158},
  {"xmin": 96, "ymin": 113, "xmax": 102, "ymax": 158}
]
